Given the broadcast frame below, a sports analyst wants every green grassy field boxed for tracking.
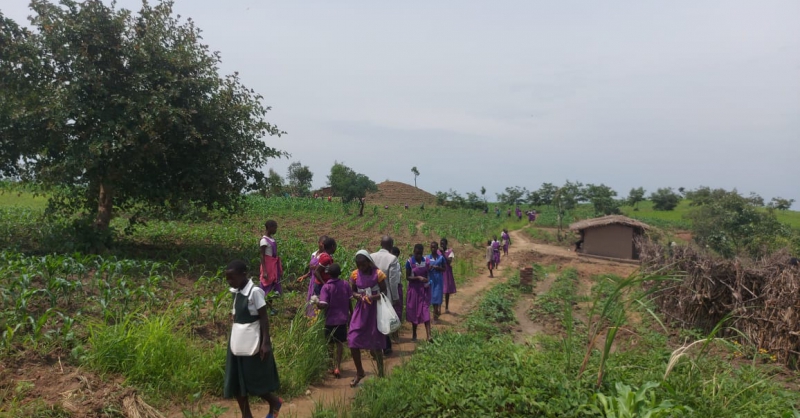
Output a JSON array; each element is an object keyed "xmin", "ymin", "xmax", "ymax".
[{"xmin": 620, "ymin": 200, "xmax": 800, "ymax": 230}]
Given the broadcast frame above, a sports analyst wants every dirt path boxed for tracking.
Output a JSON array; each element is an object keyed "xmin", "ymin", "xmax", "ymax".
[{"xmin": 203, "ymin": 227, "xmax": 632, "ymax": 418}]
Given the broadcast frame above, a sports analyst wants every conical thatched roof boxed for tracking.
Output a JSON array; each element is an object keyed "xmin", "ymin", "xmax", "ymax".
[{"xmin": 569, "ymin": 215, "xmax": 650, "ymax": 231}]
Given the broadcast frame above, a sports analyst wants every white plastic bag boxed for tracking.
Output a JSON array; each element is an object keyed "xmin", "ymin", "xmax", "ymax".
[
  {"xmin": 377, "ymin": 293, "xmax": 401, "ymax": 335},
  {"xmin": 230, "ymin": 321, "xmax": 260, "ymax": 356}
]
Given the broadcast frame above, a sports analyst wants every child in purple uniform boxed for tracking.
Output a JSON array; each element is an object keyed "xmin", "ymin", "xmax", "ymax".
[{"xmin": 316, "ymin": 263, "xmax": 351, "ymax": 379}]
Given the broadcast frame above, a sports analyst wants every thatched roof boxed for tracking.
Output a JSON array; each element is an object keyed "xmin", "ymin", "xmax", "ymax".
[{"xmin": 569, "ymin": 215, "xmax": 650, "ymax": 231}]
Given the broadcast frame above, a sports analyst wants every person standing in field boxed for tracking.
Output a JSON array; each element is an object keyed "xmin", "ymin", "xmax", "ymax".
[
  {"xmin": 507, "ymin": 208, "xmax": 511, "ymax": 218},
  {"xmin": 516, "ymin": 206, "xmax": 522, "ymax": 221},
  {"xmin": 406, "ymin": 244, "xmax": 432, "ymax": 342},
  {"xmin": 426, "ymin": 241, "xmax": 446, "ymax": 321},
  {"xmin": 390, "ymin": 246, "xmax": 404, "ymax": 327},
  {"xmin": 297, "ymin": 235, "xmax": 328, "ymax": 317},
  {"xmin": 495, "ymin": 206, "xmax": 500, "ymax": 217},
  {"xmin": 491, "ymin": 236, "xmax": 501, "ymax": 268},
  {"xmin": 485, "ymin": 240, "xmax": 495, "ymax": 278},
  {"xmin": 259, "ymin": 220, "xmax": 282, "ymax": 315},
  {"xmin": 371, "ymin": 236, "xmax": 402, "ymax": 355},
  {"xmin": 315, "ymin": 263, "xmax": 351, "ymax": 379},
  {"xmin": 439, "ymin": 238, "xmax": 456, "ymax": 313},
  {"xmin": 223, "ymin": 261, "xmax": 282, "ymax": 418},
  {"xmin": 347, "ymin": 251, "xmax": 388, "ymax": 387},
  {"xmin": 501, "ymin": 229, "xmax": 511, "ymax": 256}
]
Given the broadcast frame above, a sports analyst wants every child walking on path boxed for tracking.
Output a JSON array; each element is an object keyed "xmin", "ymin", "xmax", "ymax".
[
  {"xmin": 491, "ymin": 236, "xmax": 501, "ymax": 268},
  {"xmin": 298, "ymin": 235, "xmax": 327, "ymax": 317},
  {"xmin": 316, "ymin": 263, "xmax": 351, "ymax": 379},
  {"xmin": 439, "ymin": 238, "xmax": 456, "ymax": 313},
  {"xmin": 347, "ymin": 251, "xmax": 388, "ymax": 387},
  {"xmin": 223, "ymin": 261, "xmax": 282, "ymax": 418},
  {"xmin": 406, "ymin": 244, "xmax": 432, "ymax": 341},
  {"xmin": 485, "ymin": 240, "xmax": 495, "ymax": 278},
  {"xmin": 501, "ymin": 229, "xmax": 511, "ymax": 256},
  {"xmin": 426, "ymin": 241, "xmax": 446, "ymax": 321}
]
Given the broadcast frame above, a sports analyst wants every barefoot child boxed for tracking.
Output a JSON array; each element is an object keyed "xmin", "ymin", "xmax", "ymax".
[
  {"xmin": 485, "ymin": 240, "xmax": 494, "ymax": 278},
  {"xmin": 315, "ymin": 263, "xmax": 351, "ymax": 378},
  {"xmin": 224, "ymin": 261, "xmax": 282, "ymax": 418}
]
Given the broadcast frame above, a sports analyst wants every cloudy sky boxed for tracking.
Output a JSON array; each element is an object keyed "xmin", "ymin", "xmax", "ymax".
[{"xmin": 5, "ymin": 1, "xmax": 799, "ymax": 203}]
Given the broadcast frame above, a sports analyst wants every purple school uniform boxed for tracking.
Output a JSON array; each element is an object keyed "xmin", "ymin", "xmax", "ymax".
[
  {"xmin": 305, "ymin": 252, "xmax": 321, "ymax": 317},
  {"xmin": 259, "ymin": 236, "xmax": 283, "ymax": 295},
  {"xmin": 319, "ymin": 278, "xmax": 351, "ymax": 326},
  {"xmin": 501, "ymin": 231, "xmax": 510, "ymax": 253},
  {"xmin": 347, "ymin": 268, "xmax": 387, "ymax": 350},
  {"xmin": 405, "ymin": 257, "xmax": 431, "ymax": 325},
  {"xmin": 440, "ymin": 249, "xmax": 456, "ymax": 295},
  {"xmin": 491, "ymin": 241, "xmax": 501, "ymax": 266}
]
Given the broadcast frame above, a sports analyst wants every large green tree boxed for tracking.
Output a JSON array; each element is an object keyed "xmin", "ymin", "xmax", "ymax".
[
  {"xmin": 286, "ymin": 161, "xmax": 313, "ymax": 197},
  {"xmin": 495, "ymin": 186, "xmax": 528, "ymax": 207},
  {"xmin": 0, "ymin": 1, "xmax": 284, "ymax": 231},
  {"xmin": 585, "ymin": 183, "xmax": 620, "ymax": 215},
  {"xmin": 327, "ymin": 162, "xmax": 377, "ymax": 216},
  {"xmin": 627, "ymin": 187, "xmax": 646, "ymax": 210},
  {"xmin": 650, "ymin": 188, "xmax": 681, "ymax": 211}
]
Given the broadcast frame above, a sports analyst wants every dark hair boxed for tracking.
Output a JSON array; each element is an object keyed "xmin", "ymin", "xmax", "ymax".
[
  {"xmin": 440, "ymin": 238, "xmax": 448, "ymax": 246},
  {"xmin": 318, "ymin": 235, "xmax": 329, "ymax": 243},
  {"xmin": 413, "ymin": 243, "xmax": 424, "ymax": 252},
  {"xmin": 391, "ymin": 246, "xmax": 401, "ymax": 257},
  {"xmin": 226, "ymin": 260, "xmax": 248, "ymax": 275},
  {"xmin": 327, "ymin": 263, "xmax": 342, "ymax": 278},
  {"xmin": 323, "ymin": 237, "xmax": 337, "ymax": 251},
  {"xmin": 487, "ymin": 240, "xmax": 492, "ymax": 246},
  {"xmin": 265, "ymin": 220, "xmax": 277, "ymax": 229}
]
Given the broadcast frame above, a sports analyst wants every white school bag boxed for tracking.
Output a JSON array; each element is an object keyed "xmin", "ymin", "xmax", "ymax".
[{"xmin": 377, "ymin": 293, "xmax": 401, "ymax": 335}]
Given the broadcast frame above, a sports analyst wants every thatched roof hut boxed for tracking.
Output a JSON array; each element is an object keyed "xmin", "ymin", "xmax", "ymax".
[{"xmin": 569, "ymin": 215, "xmax": 650, "ymax": 260}]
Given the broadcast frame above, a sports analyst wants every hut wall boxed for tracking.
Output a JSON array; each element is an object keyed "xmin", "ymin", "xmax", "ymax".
[{"xmin": 583, "ymin": 224, "xmax": 634, "ymax": 259}]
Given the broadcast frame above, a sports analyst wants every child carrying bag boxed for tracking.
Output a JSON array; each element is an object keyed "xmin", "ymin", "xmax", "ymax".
[
  {"xmin": 230, "ymin": 293, "xmax": 261, "ymax": 356},
  {"xmin": 377, "ymin": 293, "xmax": 401, "ymax": 335}
]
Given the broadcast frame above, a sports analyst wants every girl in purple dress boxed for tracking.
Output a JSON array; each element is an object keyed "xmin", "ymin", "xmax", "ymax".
[
  {"xmin": 501, "ymin": 229, "xmax": 510, "ymax": 256},
  {"xmin": 491, "ymin": 236, "xmax": 501, "ymax": 268},
  {"xmin": 516, "ymin": 207, "xmax": 522, "ymax": 221},
  {"xmin": 405, "ymin": 244, "xmax": 432, "ymax": 342},
  {"xmin": 439, "ymin": 238, "xmax": 456, "ymax": 313},
  {"xmin": 347, "ymin": 250, "xmax": 388, "ymax": 387},
  {"xmin": 298, "ymin": 235, "xmax": 327, "ymax": 317},
  {"xmin": 259, "ymin": 220, "xmax": 282, "ymax": 316}
]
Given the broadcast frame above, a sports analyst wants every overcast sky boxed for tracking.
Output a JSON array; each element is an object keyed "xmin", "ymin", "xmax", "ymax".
[{"xmin": 5, "ymin": 1, "xmax": 799, "ymax": 203}]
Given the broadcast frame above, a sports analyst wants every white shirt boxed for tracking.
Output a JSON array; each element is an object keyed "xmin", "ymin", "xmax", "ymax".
[
  {"xmin": 371, "ymin": 249, "xmax": 401, "ymax": 302},
  {"xmin": 259, "ymin": 236, "xmax": 275, "ymax": 257},
  {"xmin": 230, "ymin": 279, "xmax": 266, "ymax": 316}
]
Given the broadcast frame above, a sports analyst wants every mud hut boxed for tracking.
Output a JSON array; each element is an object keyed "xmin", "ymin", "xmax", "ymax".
[{"xmin": 569, "ymin": 215, "xmax": 650, "ymax": 261}]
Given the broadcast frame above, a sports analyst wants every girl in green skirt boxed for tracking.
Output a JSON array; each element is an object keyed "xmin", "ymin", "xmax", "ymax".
[{"xmin": 224, "ymin": 260, "xmax": 282, "ymax": 418}]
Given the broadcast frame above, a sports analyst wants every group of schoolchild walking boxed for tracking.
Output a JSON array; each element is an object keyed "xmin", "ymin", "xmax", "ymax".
[{"xmin": 222, "ymin": 219, "xmax": 458, "ymax": 418}]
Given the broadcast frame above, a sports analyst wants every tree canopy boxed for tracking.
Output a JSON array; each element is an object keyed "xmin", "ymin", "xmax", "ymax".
[
  {"xmin": 650, "ymin": 188, "xmax": 681, "ymax": 211},
  {"xmin": 495, "ymin": 186, "xmax": 528, "ymax": 207},
  {"xmin": 584, "ymin": 183, "xmax": 620, "ymax": 215},
  {"xmin": 286, "ymin": 161, "xmax": 313, "ymax": 197},
  {"xmin": 627, "ymin": 187, "xmax": 646, "ymax": 210},
  {"xmin": 327, "ymin": 162, "xmax": 377, "ymax": 215},
  {"xmin": 0, "ymin": 0, "xmax": 284, "ymax": 231}
]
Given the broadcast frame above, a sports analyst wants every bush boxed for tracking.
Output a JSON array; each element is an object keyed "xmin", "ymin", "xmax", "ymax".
[{"xmin": 649, "ymin": 188, "xmax": 681, "ymax": 211}]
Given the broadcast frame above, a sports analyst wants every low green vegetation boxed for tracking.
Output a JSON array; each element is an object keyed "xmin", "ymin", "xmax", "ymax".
[{"xmin": 332, "ymin": 266, "xmax": 800, "ymax": 417}]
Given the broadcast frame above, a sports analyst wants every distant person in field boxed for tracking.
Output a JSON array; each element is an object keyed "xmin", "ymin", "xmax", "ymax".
[
  {"xmin": 483, "ymin": 206, "xmax": 489, "ymax": 215},
  {"xmin": 426, "ymin": 241, "xmax": 446, "ymax": 321},
  {"xmin": 371, "ymin": 236, "xmax": 402, "ymax": 355},
  {"xmin": 223, "ymin": 260, "xmax": 282, "ymax": 418},
  {"xmin": 297, "ymin": 235, "xmax": 328, "ymax": 318},
  {"xmin": 314, "ymin": 263, "xmax": 350, "ymax": 379},
  {"xmin": 259, "ymin": 220, "xmax": 282, "ymax": 315},
  {"xmin": 491, "ymin": 236, "xmax": 501, "ymax": 267},
  {"xmin": 391, "ymin": 246, "xmax": 404, "ymax": 325},
  {"xmin": 406, "ymin": 244, "xmax": 432, "ymax": 342},
  {"xmin": 439, "ymin": 238, "xmax": 456, "ymax": 313},
  {"xmin": 485, "ymin": 240, "xmax": 495, "ymax": 278},
  {"xmin": 507, "ymin": 208, "xmax": 511, "ymax": 218},
  {"xmin": 501, "ymin": 229, "xmax": 511, "ymax": 256},
  {"xmin": 404, "ymin": 203, "xmax": 409, "ymax": 210},
  {"xmin": 495, "ymin": 207, "xmax": 500, "ymax": 217},
  {"xmin": 516, "ymin": 206, "xmax": 522, "ymax": 221},
  {"xmin": 348, "ymin": 251, "xmax": 388, "ymax": 386}
]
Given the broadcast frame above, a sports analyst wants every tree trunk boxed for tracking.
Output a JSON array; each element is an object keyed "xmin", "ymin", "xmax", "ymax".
[
  {"xmin": 95, "ymin": 182, "xmax": 113, "ymax": 230},
  {"xmin": 414, "ymin": 177, "xmax": 417, "ymax": 188},
  {"xmin": 359, "ymin": 198, "xmax": 365, "ymax": 217}
]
